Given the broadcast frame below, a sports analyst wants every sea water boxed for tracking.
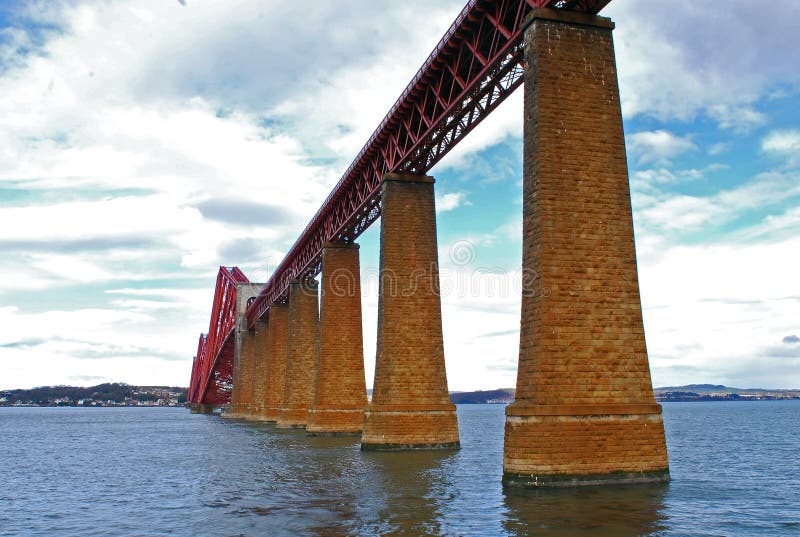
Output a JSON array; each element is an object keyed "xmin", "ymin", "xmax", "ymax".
[{"xmin": 1, "ymin": 401, "xmax": 798, "ymax": 536}]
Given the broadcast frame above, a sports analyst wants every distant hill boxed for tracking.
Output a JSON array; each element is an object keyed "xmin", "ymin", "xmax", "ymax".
[
  {"xmin": 654, "ymin": 384, "xmax": 800, "ymax": 402},
  {"xmin": 0, "ymin": 383, "xmax": 188, "ymax": 406},
  {"xmin": 450, "ymin": 388, "xmax": 515, "ymax": 404},
  {"xmin": 367, "ymin": 388, "xmax": 516, "ymax": 404}
]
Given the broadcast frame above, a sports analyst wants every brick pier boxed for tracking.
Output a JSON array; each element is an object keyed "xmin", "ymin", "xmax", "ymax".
[
  {"xmin": 361, "ymin": 173, "xmax": 460, "ymax": 450},
  {"xmin": 503, "ymin": 8, "xmax": 669, "ymax": 486},
  {"xmin": 277, "ymin": 279, "xmax": 320, "ymax": 428},
  {"xmin": 224, "ymin": 282, "xmax": 264, "ymax": 419},
  {"xmin": 262, "ymin": 302, "xmax": 289, "ymax": 422},
  {"xmin": 250, "ymin": 319, "xmax": 270, "ymax": 419},
  {"xmin": 307, "ymin": 242, "xmax": 368, "ymax": 435}
]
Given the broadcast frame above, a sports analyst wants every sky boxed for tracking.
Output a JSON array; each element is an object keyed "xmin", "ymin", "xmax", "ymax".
[{"xmin": 0, "ymin": 0, "xmax": 798, "ymax": 391}]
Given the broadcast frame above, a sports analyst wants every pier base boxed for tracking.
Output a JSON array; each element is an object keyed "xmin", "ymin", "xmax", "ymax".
[{"xmin": 189, "ymin": 403, "xmax": 222, "ymax": 414}]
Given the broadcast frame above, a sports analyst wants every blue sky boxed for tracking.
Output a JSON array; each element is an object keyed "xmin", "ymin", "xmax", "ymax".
[{"xmin": 0, "ymin": 0, "xmax": 798, "ymax": 390}]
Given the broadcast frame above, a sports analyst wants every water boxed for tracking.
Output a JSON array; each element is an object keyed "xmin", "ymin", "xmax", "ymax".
[{"xmin": 1, "ymin": 402, "xmax": 798, "ymax": 536}]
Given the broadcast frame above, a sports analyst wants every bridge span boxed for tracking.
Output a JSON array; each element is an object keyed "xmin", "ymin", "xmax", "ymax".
[{"xmin": 188, "ymin": 0, "xmax": 670, "ymax": 487}]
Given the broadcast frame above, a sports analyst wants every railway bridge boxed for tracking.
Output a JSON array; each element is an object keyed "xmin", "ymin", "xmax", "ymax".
[{"xmin": 188, "ymin": 0, "xmax": 670, "ymax": 487}]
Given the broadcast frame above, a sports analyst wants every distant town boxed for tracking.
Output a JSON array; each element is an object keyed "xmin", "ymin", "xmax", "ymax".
[
  {"xmin": 653, "ymin": 384, "xmax": 800, "ymax": 402},
  {"xmin": 1, "ymin": 383, "xmax": 798, "ymax": 408},
  {"xmin": 0, "ymin": 383, "xmax": 188, "ymax": 407}
]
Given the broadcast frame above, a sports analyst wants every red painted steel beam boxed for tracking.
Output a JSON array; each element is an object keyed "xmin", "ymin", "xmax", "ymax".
[
  {"xmin": 189, "ymin": 334, "xmax": 207, "ymax": 403},
  {"xmin": 245, "ymin": 0, "xmax": 611, "ymax": 328},
  {"xmin": 188, "ymin": 334, "xmax": 205, "ymax": 403},
  {"xmin": 190, "ymin": 266, "xmax": 249, "ymax": 405}
]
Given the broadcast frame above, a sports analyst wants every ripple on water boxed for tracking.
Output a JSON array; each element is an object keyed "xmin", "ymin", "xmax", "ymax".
[{"xmin": 0, "ymin": 402, "xmax": 798, "ymax": 536}]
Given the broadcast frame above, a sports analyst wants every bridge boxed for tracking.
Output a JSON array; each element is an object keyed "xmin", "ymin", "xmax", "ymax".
[{"xmin": 188, "ymin": 0, "xmax": 670, "ymax": 487}]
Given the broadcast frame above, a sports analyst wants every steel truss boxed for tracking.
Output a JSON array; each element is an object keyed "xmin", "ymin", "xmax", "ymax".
[
  {"xmin": 189, "ymin": 266, "xmax": 249, "ymax": 405},
  {"xmin": 244, "ymin": 0, "xmax": 610, "ymax": 328}
]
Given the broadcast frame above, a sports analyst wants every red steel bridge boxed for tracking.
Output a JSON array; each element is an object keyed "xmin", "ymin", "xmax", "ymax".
[
  {"xmin": 188, "ymin": 0, "xmax": 611, "ymax": 406},
  {"xmin": 188, "ymin": 267, "xmax": 249, "ymax": 405}
]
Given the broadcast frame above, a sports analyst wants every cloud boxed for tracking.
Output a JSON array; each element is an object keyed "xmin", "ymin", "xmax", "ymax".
[
  {"xmin": 762, "ymin": 129, "xmax": 800, "ymax": 166},
  {"xmin": 216, "ymin": 237, "xmax": 280, "ymax": 268},
  {"xmin": 607, "ymin": 0, "xmax": 800, "ymax": 127},
  {"xmin": 634, "ymin": 169, "xmax": 800, "ymax": 239},
  {"xmin": 638, "ymin": 194, "xmax": 720, "ymax": 231},
  {"xmin": 0, "ymin": 235, "xmax": 160, "ymax": 253},
  {"xmin": 627, "ymin": 130, "xmax": 697, "ymax": 165},
  {"xmin": 632, "ymin": 167, "xmax": 708, "ymax": 188},
  {"xmin": 707, "ymin": 104, "xmax": 767, "ymax": 132},
  {"xmin": 435, "ymin": 192, "xmax": 469, "ymax": 213},
  {"xmin": 707, "ymin": 142, "xmax": 731, "ymax": 156},
  {"xmin": 194, "ymin": 198, "xmax": 292, "ymax": 227},
  {"xmin": 637, "ymin": 232, "xmax": 800, "ymax": 387},
  {"xmin": 784, "ymin": 335, "xmax": 800, "ymax": 344}
]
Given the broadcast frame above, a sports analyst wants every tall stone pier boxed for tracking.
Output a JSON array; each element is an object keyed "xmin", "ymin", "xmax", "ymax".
[
  {"xmin": 277, "ymin": 279, "xmax": 320, "ymax": 428},
  {"xmin": 225, "ymin": 282, "xmax": 264, "ymax": 419},
  {"xmin": 262, "ymin": 302, "xmax": 289, "ymax": 422},
  {"xmin": 307, "ymin": 242, "xmax": 368, "ymax": 435},
  {"xmin": 503, "ymin": 9, "xmax": 669, "ymax": 486},
  {"xmin": 250, "ymin": 318, "xmax": 270, "ymax": 419},
  {"xmin": 361, "ymin": 173, "xmax": 459, "ymax": 450}
]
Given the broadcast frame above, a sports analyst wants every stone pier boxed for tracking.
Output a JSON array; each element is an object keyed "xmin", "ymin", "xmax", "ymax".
[
  {"xmin": 277, "ymin": 279, "xmax": 320, "ymax": 428},
  {"xmin": 502, "ymin": 8, "xmax": 669, "ymax": 486},
  {"xmin": 225, "ymin": 282, "xmax": 264, "ymax": 419},
  {"xmin": 262, "ymin": 302, "xmax": 289, "ymax": 422},
  {"xmin": 249, "ymin": 318, "xmax": 270, "ymax": 420},
  {"xmin": 361, "ymin": 173, "xmax": 459, "ymax": 450},
  {"xmin": 307, "ymin": 242, "xmax": 367, "ymax": 435}
]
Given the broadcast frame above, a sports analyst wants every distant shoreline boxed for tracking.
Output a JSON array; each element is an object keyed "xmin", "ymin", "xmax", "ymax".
[{"xmin": 3, "ymin": 383, "xmax": 799, "ymax": 407}]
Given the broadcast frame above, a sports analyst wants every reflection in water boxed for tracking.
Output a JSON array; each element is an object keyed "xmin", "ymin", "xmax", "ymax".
[
  {"xmin": 4, "ymin": 403, "xmax": 798, "ymax": 536},
  {"xmin": 213, "ymin": 421, "xmax": 456, "ymax": 537},
  {"xmin": 359, "ymin": 450, "xmax": 455, "ymax": 536},
  {"xmin": 503, "ymin": 483, "xmax": 669, "ymax": 537}
]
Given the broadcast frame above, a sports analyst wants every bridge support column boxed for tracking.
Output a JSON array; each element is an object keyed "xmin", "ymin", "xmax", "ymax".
[
  {"xmin": 262, "ymin": 302, "xmax": 289, "ymax": 422},
  {"xmin": 229, "ymin": 347, "xmax": 243, "ymax": 417},
  {"xmin": 361, "ymin": 173, "xmax": 459, "ymax": 450},
  {"xmin": 249, "ymin": 319, "xmax": 270, "ymax": 420},
  {"xmin": 277, "ymin": 279, "xmax": 320, "ymax": 428},
  {"xmin": 307, "ymin": 242, "xmax": 367, "ymax": 435},
  {"xmin": 224, "ymin": 282, "xmax": 264, "ymax": 419},
  {"xmin": 503, "ymin": 9, "xmax": 669, "ymax": 487},
  {"xmin": 239, "ymin": 327, "xmax": 257, "ymax": 419}
]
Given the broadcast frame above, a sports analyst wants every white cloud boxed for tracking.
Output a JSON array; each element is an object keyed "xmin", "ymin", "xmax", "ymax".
[
  {"xmin": 634, "ymin": 169, "xmax": 800, "ymax": 240},
  {"xmin": 436, "ymin": 192, "xmax": 469, "ymax": 213},
  {"xmin": 632, "ymin": 167, "xmax": 708, "ymax": 188},
  {"xmin": 627, "ymin": 130, "xmax": 697, "ymax": 165},
  {"xmin": 606, "ymin": 0, "xmax": 800, "ymax": 127},
  {"xmin": 639, "ymin": 194, "xmax": 721, "ymax": 231},
  {"xmin": 707, "ymin": 104, "xmax": 767, "ymax": 132},
  {"xmin": 639, "ymin": 235, "xmax": 800, "ymax": 388},
  {"xmin": 762, "ymin": 129, "xmax": 800, "ymax": 166},
  {"xmin": 707, "ymin": 142, "xmax": 731, "ymax": 156}
]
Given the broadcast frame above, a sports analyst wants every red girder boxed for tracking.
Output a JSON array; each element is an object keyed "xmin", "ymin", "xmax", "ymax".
[
  {"xmin": 244, "ymin": 0, "xmax": 611, "ymax": 328},
  {"xmin": 189, "ymin": 266, "xmax": 249, "ymax": 405},
  {"xmin": 188, "ymin": 334, "xmax": 206, "ymax": 403}
]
